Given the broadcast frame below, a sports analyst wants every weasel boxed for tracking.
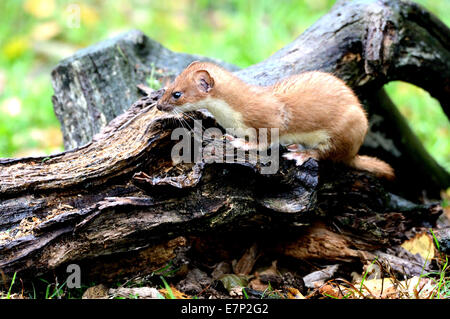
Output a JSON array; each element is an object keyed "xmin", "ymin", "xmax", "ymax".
[{"xmin": 156, "ymin": 61, "xmax": 394, "ymax": 180}]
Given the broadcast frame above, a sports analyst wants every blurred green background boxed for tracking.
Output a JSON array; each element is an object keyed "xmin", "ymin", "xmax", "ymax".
[{"xmin": 0, "ymin": 0, "xmax": 449, "ymax": 172}]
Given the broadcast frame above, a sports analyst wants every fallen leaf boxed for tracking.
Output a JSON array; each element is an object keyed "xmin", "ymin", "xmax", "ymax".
[
  {"xmin": 359, "ymin": 276, "xmax": 437, "ymax": 299},
  {"xmin": 109, "ymin": 287, "xmax": 162, "ymax": 299},
  {"xmin": 303, "ymin": 264, "xmax": 339, "ymax": 288},
  {"xmin": 258, "ymin": 261, "xmax": 282, "ymax": 286},
  {"xmin": 259, "ymin": 260, "xmax": 279, "ymax": 277},
  {"xmin": 159, "ymin": 285, "xmax": 189, "ymax": 299},
  {"xmin": 248, "ymin": 278, "xmax": 268, "ymax": 292},
  {"xmin": 219, "ymin": 274, "xmax": 248, "ymax": 293},
  {"xmin": 319, "ymin": 284, "xmax": 344, "ymax": 299},
  {"xmin": 401, "ymin": 232, "xmax": 435, "ymax": 260},
  {"xmin": 82, "ymin": 284, "xmax": 108, "ymax": 299},
  {"xmin": 211, "ymin": 261, "xmax": 232, "ymax": 280},
  {"xmin": 234, "ymin": 243, "xmax": 258, "ymax": 275},
  {"xmin": 359, "ymin": 278, "xmax": 397, "ymax": 298},
  {"xmin": 287, "ymin": 287, "xmax": 305, "ymax": 299},
  {"xmin": 229, "ymin": 287, "xmax": 244, "ymax": 297}
]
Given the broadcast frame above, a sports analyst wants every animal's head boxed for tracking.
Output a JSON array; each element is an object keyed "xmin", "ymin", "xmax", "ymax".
[{"xmin": 156, "ymin": 61, "xmax": 215, "ymax": 113}]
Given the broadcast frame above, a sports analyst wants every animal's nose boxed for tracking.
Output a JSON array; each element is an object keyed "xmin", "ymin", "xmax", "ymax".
[{"xmin": 156, "ymin": 104, "xmax": 163, "ymax": 111}]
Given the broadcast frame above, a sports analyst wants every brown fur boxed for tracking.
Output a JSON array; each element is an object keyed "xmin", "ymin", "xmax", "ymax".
[
  {"xmin": 350, "ymin": 155, "xmax": 395, "ymax": 180},
  {"xmin": 157, "ymin": 61, "xmax": 394, "ymax": 180}
]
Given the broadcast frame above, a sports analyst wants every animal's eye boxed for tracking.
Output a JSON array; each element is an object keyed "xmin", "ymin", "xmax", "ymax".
[{"xmin": 172, "ymin": 91, "xmax": 182, "ymax": 99}]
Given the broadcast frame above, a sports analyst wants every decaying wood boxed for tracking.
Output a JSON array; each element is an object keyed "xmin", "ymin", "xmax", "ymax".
[{"xmin": 1, "ymin": 0, "xmax": 448, "ymax": 282}]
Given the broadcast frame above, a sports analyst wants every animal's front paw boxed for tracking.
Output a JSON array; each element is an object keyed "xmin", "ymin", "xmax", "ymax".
[
  {"xmin": 223, "ymin": 134, "xmax": 253, "ymax": 151},
  {"xmin": 230, "ymin": 138, "xmax": 253, "ymax": 151},
  {"xmin": 282, "ymin": 152, "xmax": 313, "ymax": 166},
  {"xmin": 223, "ymin": 133, "xmax": 236, "ymax": 142},
  {"xmin": 285, "ymin": 144, "xmax": 305, "ymax": 152}
]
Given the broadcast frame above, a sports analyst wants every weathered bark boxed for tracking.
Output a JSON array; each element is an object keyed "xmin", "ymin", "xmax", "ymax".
[{"xmin": 0, "ymin": 0, "xmax": 448, "ymax": 281}]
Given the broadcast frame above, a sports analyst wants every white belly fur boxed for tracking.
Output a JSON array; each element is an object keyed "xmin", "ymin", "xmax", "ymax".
[
  {"xmin": 179, "ymin": 97, "xmax": 250, "ymax": 132},
  {"xmin": 279, "ymin": 130, "xmax": 331, "ymax": 151},
  {"xmin": 179, "ymin": 97, "xmax": 331, "ymax": 151}
]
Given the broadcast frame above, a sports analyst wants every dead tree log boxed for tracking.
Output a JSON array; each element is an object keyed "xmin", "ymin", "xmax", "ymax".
[{"xmin": 0, "ymin": 0, "xmax": 448, "ymax": 281}]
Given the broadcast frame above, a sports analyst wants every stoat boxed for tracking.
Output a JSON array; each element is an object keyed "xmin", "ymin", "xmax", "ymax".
[{"xmin": 156, "ymin": 61, "xmax": 394, "ymax": 180}]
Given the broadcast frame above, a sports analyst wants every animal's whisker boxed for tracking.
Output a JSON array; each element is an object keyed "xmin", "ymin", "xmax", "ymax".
[
  {"xmin": 173, "ymin": 110, "xmax": 221, "ymax": 145},
  {"xmin": 183, "ymin": 111, "xmax": 207, "ymax": 131},
  {"xmin": 173, "ymin": 109, "xmax": 193, "ymax": 132}
]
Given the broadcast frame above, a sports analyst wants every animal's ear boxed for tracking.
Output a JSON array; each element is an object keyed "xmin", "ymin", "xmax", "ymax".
[
  {"xmin": 193, "ymin": 70, "xmax": 214, "ymax": 93},
  {"xmin": 186, "ymin": 60, "xmax": 201, "ymax": 69}
]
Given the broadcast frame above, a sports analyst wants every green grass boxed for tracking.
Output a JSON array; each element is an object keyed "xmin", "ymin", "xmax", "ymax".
[
  {"xmin": 0, "ymin": 0, "xmax": 449, "ymax": 171},
  {"xmin": 39, "ymin": 278, "xmax": 67, "ymax": 299},
  {"xmin": 359, "ymin": 257, "xmax": 378, "ymax": 294},
  {"xmin": 6, "ymin": 272, "xmax": 17, "ymax": 299},
  {"xmin": 429, "ymin": 228, "xmax": 449, "ymax": 299},
  {"xmin": 160, "ymin": 276, "xmax": 175, "ymax": 299}
]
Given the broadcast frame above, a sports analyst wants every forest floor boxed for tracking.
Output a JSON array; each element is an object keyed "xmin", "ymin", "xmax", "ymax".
[{"xmin": 1, "ymin": 204, "xmax": 449, "ymax": 300}]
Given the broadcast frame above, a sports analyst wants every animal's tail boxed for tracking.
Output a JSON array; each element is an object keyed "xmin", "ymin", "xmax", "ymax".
[{"xmin": 349, "ymin": 155, "xmax": 395, "ymax": 180}]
